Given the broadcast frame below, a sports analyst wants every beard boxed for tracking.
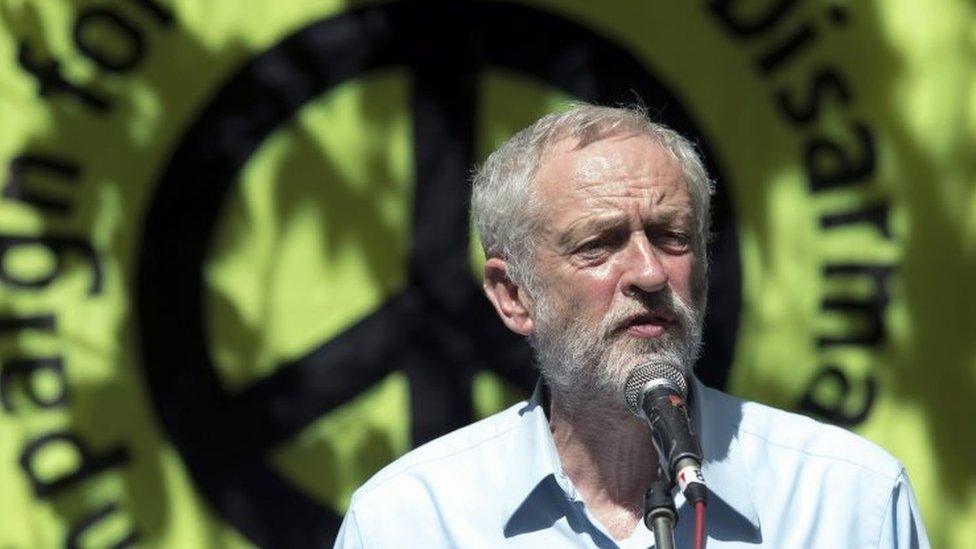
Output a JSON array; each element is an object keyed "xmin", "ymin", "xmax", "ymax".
[{"xmin": 527, "ymin": 286, "xmax": 704, "ymax": 417}]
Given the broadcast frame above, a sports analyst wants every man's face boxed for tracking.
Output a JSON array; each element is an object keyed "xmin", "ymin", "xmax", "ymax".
[{"xmin": 525, "ymin": 134, "xmax": 705, "ymax": 413}]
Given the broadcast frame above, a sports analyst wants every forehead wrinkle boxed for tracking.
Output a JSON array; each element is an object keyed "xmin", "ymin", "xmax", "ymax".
[
  {"xmin": 554, "ymin": 171, "xmax": 692, "ymax": 219},
  {"xmin": 535, "ymin": 134, "xmax": 695, "ymax": 242},
  {"xmin": 570, "ymin": 178, "xmax": 680, "ymax": 206},
  {"xmin": 569, "ymin": 153, "xmax": 684, "ymax": 195},
  {"xmin": 555, "ymin": 211, "xmax": 627, "ymax": 249},
  {"xmin": 570, "ymin": 181, "xmax": 686, "ymax": 216},
  {"xmin": 574, "ymin": 150, "xmax": 626, "ymax": 182},
  {"xmin": 573, "ymin": 146, "xmax": 679, "ymax": 182}
]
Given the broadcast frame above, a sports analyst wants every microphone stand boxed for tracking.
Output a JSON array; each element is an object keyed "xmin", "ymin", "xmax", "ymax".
[{"xmin": 644, "ymin": 472, "xmax": 677, "ymax": 549}]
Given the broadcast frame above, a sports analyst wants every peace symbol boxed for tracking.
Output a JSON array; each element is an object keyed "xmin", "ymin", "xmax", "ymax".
[{"xmin": 136, "ymin": 2, "xmax": 741, "ymax": 546}]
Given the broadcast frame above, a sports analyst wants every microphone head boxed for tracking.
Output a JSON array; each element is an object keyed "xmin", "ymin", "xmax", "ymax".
[{"xmin": 623, "ymin": 361, "xmax": 688, "ymax": 416}]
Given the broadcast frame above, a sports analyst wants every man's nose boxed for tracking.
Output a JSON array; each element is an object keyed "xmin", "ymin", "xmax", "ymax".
[{"xmin": 620, "ymin": 233, "xmax": 669, "ymax": 296}]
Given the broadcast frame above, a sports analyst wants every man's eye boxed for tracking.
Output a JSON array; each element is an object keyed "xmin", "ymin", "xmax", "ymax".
[
  {"xmin": 575, "ymin": 235, "xmax": 619, "ymax": 256},
  {"xmin": 655, "ymin": 231, "xmax": 690, "ymax": 252},
  {"xmin": 575, "ymin": 239, "xmax": 608, "ymax": 255}
]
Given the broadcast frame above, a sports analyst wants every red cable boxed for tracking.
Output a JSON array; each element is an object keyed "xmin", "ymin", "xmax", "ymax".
[{"xmin": 694, "ymin": 501, "xmax": 707, "ymax": 549}]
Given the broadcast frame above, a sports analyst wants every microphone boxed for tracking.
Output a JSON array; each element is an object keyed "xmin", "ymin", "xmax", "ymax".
[{"xmin": 624, "ymin": 361, "xmax": 707, "ymax": 506}]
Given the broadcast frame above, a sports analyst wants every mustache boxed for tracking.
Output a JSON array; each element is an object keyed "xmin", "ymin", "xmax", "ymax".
[{"xmin": 602, "ymin": 289, "xmax": 692, "ymax": 340}]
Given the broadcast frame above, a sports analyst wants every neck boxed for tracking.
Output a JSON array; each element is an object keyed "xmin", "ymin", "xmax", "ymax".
[{"xmin": 548, "ymin": 392, "xmax": 659, "ymax": 540}]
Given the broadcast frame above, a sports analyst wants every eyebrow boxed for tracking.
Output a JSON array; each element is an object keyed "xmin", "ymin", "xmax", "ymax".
[
  {"xmin": 554, "ymin": 207, "xmax": 694, "ymax": 250},
  {"xmin": 556, "ymin": 215, "xmax": 626, "ymax": 250}
]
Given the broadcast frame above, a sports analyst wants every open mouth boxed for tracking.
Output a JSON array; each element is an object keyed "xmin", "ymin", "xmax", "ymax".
[{"xmin": 613, "ymin": 311, "xmax": 676, "ymax": 338}]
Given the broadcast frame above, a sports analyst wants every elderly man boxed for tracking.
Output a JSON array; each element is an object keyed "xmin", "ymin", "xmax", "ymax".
[{"xmin": 334, "ymin": 105, "xmax": 928, "ymax": 547}]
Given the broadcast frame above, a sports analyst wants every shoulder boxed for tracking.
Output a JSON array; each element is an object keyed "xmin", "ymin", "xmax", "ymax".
[
  {"xmin": 704, "ymin": 384, "xmax": 904, "ymax": 483},
  {"xmin": 339, "ymin": 401, "xmax": 531, "ymax": 546},
  {"xmin": 698, "ymin": 386, "xmax": 931, "ymax": 547},
  {"xmin": 355, "ymin": 400, "xmax": 527, "ymax": 497},
  {"xmin": 743, "ymin": 395, "xmax": 903, "ymax": 482}
]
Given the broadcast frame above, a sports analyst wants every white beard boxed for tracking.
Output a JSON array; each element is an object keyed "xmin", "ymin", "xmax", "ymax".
[{"xmin": 527, "ymin": 287, "xmax": 704, "ymax": 417}]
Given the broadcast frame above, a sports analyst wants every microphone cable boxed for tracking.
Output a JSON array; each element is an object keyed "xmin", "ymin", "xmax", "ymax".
[{"xmin": 693, "ymin": 500, "xmax": 707, "ymax": 549}]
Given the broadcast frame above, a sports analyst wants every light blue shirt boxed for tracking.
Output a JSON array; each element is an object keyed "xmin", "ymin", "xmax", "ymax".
[{"xmin": 335, "ymin": 377, "xmax": 929, "ymax": 547}]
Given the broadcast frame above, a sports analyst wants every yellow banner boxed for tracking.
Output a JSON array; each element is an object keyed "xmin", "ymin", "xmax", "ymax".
[{"xmin": 0, "ymin": 1, "xmax": 973, "ymax": 547}]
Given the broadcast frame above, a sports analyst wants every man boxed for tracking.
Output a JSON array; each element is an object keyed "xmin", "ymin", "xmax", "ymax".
[{"xmin": 334, "ymin": 105, "xmax": 929, "ymax": 547}]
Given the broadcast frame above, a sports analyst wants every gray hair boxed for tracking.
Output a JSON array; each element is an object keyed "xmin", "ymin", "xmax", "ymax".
[{"xmin": 470, "ymin": 103, "xmax": 714, "ymax": 292}]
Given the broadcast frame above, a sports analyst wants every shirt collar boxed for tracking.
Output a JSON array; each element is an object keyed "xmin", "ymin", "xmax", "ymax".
[
  {"xmin": 502, "ymin": 381, "xmax": 572, "ymax": 507},
  {"xmin": 501, "ymin": 381, "xmax": 601, "ymax": 540},
  {"xmin": 503, "ymin": 376, "xmax": 762, "ymax": 540}
]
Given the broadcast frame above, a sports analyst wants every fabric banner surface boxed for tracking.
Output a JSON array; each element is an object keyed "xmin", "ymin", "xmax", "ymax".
[{"xmin": 0, "ymin": 0, "xmax": 973, "ymax": 547}]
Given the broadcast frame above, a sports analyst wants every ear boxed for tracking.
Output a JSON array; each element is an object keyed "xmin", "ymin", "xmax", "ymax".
[{"xmin": 483, "ymin": 257, "xmax": 535, "ymax": 336}]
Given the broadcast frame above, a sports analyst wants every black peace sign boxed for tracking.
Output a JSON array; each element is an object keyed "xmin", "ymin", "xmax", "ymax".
[{"xmin": 136, "ymin": 2, "xmax": 740, "ymax": 547}]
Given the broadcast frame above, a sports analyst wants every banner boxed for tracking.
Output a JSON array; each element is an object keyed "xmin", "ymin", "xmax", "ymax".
[{"xmin": 1, "ymin": 1, "xmax": 972, "ymax": 546}]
